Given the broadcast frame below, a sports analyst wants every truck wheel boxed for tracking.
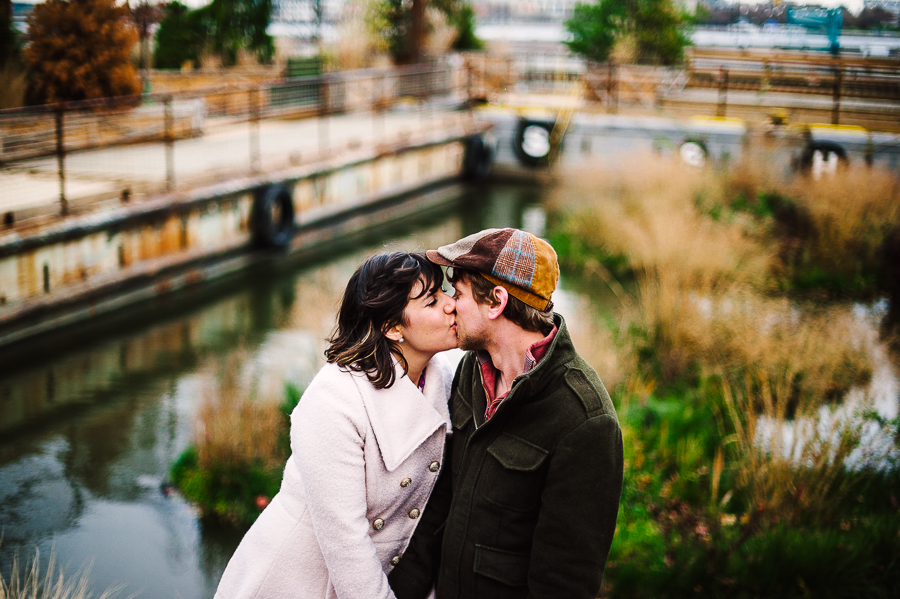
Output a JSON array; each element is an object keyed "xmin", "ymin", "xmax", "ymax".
[
  {"xmin": 463, "ymin": 135, "xmax": 494, "ymax": 180},
  {"xmin": 801, "ymin": 142, "xmax": 847, "ymax": 177},
  {"xmin": 679, "ymin": 140, "xmax": 708, "ymax": 168},
  {"xmin": 513, "ymin": 119, "xmax": 554, "ymax": 167}
]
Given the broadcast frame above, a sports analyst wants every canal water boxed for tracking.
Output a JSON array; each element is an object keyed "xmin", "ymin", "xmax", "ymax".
[{"xmin": 0, "ymin": 183, "xmax": 613, "ymax": 599}]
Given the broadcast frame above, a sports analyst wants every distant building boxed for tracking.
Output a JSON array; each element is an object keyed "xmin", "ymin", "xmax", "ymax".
[
  {"xmin": 863, "ymin": 0, "xmax": 900, "ymax": 14},
  {"xmin": 471, "ymin": 0, "xmax": 580, "ymax": 23}
]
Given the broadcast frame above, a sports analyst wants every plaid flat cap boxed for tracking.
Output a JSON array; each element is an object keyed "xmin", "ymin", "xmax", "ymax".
[{"xmin": 426, "ymin": 228, "xmax": 559, "ymax": 311}]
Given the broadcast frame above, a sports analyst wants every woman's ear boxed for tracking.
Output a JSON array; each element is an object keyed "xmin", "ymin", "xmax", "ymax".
[{"xmin": 383, "ymin": 325, "xmax": 404, "ymax": 342}]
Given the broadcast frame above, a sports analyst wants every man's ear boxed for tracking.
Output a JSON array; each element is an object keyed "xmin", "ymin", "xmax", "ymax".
[{"xmin": 486, "ymin": 286, "xmax": 508, "ymax": 321}]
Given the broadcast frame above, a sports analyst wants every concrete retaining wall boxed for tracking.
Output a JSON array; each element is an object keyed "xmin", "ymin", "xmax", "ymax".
[{"xmin": 0, "ymin": 134, "xmax": 471, "ymax": 348}]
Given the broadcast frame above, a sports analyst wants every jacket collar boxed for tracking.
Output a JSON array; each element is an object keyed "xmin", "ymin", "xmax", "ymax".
[
  {"xmin": 470, "ymin": 313, "xmax": 574, "ymax": 425},
  {"xmin": 357, "ymin": 356, "xmax": 450, "ymax": 472}
]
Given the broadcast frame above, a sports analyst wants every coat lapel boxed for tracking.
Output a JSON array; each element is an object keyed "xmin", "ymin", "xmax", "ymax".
[{"xmin": 360, "ymin": 357, "xmax": 449, "ymax": 472}]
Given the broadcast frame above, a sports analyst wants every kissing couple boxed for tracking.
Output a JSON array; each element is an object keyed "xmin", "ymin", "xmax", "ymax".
[{"xmin": 215, "ymin": 228, "xmax": 624, "ymax": 599}]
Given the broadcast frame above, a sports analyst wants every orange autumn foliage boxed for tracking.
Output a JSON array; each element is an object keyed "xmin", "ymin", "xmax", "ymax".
[{"xmin": 24, "ymin": 0, "xmax": 140, "ymax": 104}]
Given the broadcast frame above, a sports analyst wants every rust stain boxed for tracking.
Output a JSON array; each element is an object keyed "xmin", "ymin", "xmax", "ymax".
[
  {"xmin": 185, "ymin": 269, "xmax": 204, "ymax": 285},
  {"xmin": 156, "ymin": 278, "xmax": 172, "ymax": 295},
  {"xmin": 160, "ymin": 215, "xmax": 182, "ymax": 255},
  {"xmin": 139, "ymin": 223, "xmax": 162, "ymax": 261},
  {"xmin": 18, "ymin": 251, "xmax": 38, "ymax": 299}
]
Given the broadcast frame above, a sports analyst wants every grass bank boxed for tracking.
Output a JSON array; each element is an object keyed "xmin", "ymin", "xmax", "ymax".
[{"xmin": 547, "ymin": 155, "xmax": 900, "ymax": 598}]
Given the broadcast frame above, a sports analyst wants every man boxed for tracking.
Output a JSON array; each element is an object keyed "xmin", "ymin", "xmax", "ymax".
[{"xmin": 388, "ymin": 228, "xmax": 624, "ymax": 599}]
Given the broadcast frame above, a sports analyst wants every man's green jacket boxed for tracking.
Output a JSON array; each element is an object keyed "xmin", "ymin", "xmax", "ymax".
[{"xmin": 389, "ymin": 314, "xmax": 624, "ymax": 599}]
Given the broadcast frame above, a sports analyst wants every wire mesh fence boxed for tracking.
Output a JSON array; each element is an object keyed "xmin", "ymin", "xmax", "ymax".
[{"xmin": 0, "ymin": 60, "xmax": 467, "ymax": 227}]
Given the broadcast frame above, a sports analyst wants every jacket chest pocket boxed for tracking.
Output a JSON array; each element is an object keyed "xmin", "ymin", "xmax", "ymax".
[{"xmin": 481, "ymin": 433, "xmax": 548, "ymax": 512}]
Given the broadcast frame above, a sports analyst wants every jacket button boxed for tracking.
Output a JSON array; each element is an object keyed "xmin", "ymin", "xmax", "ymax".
[
  {"xmin": 400, "ymin": 477, "xmax": 412, "ymax": 488},
  {"xmin": 390, "ymin": 555, "xmax": 401, "ymax": 566},
  {"xmin": 408, "ymin": 508, "xmax": 420, "ymax": 519},
  {"xmin": 428, "ymin": 461, "xmax": 440, "ymax": 472},
  {"xmin": 372, "ymin": 518, "xmax": 385, "ymax": 530}
]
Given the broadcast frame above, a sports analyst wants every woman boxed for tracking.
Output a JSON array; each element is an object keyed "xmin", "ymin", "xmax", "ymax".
[{"xmin": 215, "ymin": 252, "xmax": 457, "ymax": 599}]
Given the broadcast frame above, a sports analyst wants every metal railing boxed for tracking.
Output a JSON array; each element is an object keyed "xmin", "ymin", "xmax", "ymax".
[{"xmin": 0, "ymin": 60, "xmax": 469, "ymax": 226}]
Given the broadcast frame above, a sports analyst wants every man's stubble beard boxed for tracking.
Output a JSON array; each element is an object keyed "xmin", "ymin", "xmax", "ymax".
[{"xmin": 456, "ymin": 323, "xmax": 488, "ymax": 352}]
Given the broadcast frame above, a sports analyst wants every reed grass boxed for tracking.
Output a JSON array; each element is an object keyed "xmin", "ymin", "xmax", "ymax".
[
  {"xmin": 721, "ymin": 369, "xmax": 887, "ymax": 525},
  {"xmin": 553, "ymin": 154, "xmax": 900, "ymax": 299},
  {"xmin": 725, "ymin": 158, "xmax": 900, "ymax": 296},
  {"xmin": 194, "ymin": 356, "xmax": 285, "ymax": 473},
  {"xmin": 171, "ymin": 354, "xmax": 302, "ymax": 526},
  {"xmin": 550, "ymin": 155, "xmax": 773, "ymax": 293},
  {"xmin": 0, "ymin": 547, "xmax": 126, "ymax": 599}
]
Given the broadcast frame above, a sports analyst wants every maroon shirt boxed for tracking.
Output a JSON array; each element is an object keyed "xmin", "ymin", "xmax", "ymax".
[{"xmin": 478, "ymin": 325, "xmax": 558, "ymax": 421}]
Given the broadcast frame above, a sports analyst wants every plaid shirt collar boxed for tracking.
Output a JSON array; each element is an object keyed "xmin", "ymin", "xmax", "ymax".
[{"xmin": 478, "ymin": 325, "xmax": 558, "ymax": 422}]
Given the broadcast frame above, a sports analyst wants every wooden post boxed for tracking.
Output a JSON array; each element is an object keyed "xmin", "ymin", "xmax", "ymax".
[
  {"xmin": 717, "ymin": 67, "xmax": 729, "ymax": 118},
  {"xmin": 55, "ymin": 104, "xmax": 67, "ymax": 215},
  {"xmin": 607, "ymin": 61, "xmax": 618, "ymax": 114},
  {"xmin": 250, "ymin": 87, "xmax": 261, "ymax": 173},
  {"xmin": 319, "ymin": 74, "xmax": 330, "ymax": 157},
  {"xmin": 164, "ymin": 96, "xmax": 175, "ymax": 191},
  {"xmin": 832, "ymin": 66, "xmax": 842, "ymax": 125}
]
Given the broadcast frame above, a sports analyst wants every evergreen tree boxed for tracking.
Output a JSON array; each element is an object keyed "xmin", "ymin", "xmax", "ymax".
[
  {"xmin": 451, "ymin": 3, "xmax": 483, "ymax": 51},
  {"xmin": 153, "ymin": 1, "xmax": 204, "ymax": 69},
  {"xmin": 565, "ymin": 0, "xmax": 691, "ymax": 65},
  {"xmin": 1, "ymin": 0, "xmax": 20, "ymax": 69},
  {"xmin": 153, "ymin": 0, "xmax": 273, "ymax": 69},
  {"xmin": 24, "ymin": 0, "xmax": 140, "ymax": 103}
]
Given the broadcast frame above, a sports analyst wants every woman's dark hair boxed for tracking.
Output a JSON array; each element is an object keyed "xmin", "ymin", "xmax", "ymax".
[{"xmin": 325, "ymin": 252, "xmax": 444, "ymax": 389}]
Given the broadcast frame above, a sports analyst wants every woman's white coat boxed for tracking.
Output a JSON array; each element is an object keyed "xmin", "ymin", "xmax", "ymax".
[{"xmin": 214, "ymin": 354, "xmax": 453, "ymax": 599}]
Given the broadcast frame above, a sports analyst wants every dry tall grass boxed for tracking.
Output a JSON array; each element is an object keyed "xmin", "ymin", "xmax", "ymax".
[
  {"xmin": 722, "ymin": 369, "xmax": 885, "ymax": 523},
  {"xmin": 725, "ymin": 158, "xmax": 900, "ymax": 289},
  {"xmin": 635, "ymin": 276, "xmax": 872, "ymax": 393},
  {"xmin": 782, "ymin": 168, "xmax": 900, "ymax": 277},
  {"xmin": 0, "ymin": 548, "xmax": 125, "ymax": 599},
  {"xmin": 551, "ymin": 155, "xmax": 773, "ymax": 293},
  {"xmin": 550, "ymin": 153, "xmax": 888, "ymax": 523},
  {"xmin": 194, "ymin": 354, "xmax": 285, "ymax": 472}
]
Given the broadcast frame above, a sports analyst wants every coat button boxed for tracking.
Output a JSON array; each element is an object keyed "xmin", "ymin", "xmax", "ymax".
[
  {"xmin": 408, "ymin": 508, "xmax": 420, "ymax": 519},
  {"xmin": 390, "ymin": 555, "xmax": 401, "ymax": 566},
  {"xmin": 400, "ymin": 477, "xmax": 412, "ymax": 488},
  {"xmin": 428, "ymin": 461, "xmax": 440, "ymax": 472},
  {"xmin": 372, "ymin": 518, "xmax": 385, "ymax": 530}
]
